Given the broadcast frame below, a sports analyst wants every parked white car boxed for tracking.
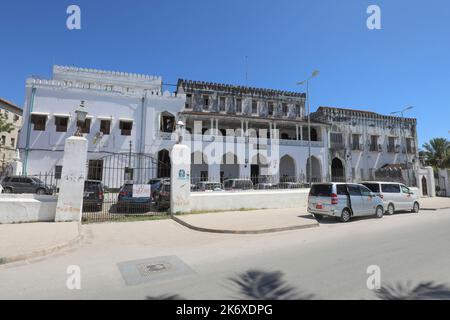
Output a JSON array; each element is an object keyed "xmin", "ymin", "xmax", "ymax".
[{"xmin": 361, "ymin": 182, "xmax": 420, "ymax": 215}]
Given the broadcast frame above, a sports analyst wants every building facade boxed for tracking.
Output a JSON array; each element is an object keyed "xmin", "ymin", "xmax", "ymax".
[
  {"xmin": 18, "ymin": 65, "xmax": 422, "ymax": 188},
  {"xmin": 0, "ymin": 98, "xmax": 22, "ymax": 174},
  {"xmin": 311, "ymin": 106, "xmax": 420, "ymax": 186},
  {"xmin": 176, "ymin": 79, "xmax": 329, "ymax": 184},
  {"xmin": 18, "ymin": 66, "xmax": 185, "ymax": 185}
]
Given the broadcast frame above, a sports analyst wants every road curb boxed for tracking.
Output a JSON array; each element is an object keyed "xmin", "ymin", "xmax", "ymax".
[
  {"xmin": 0, "ymin": 223, "xmax": 84, "ymax": 266},
  {"xmin": 422, "ymin": 207, "xmax": 450, "ymax": 211},
  {"xmin": 171, "ymin": 215, "xmax": 320, "ymax": 235}
]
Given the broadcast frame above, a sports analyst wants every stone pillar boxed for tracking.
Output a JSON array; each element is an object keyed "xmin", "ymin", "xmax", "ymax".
[
  {"xmin": 55, "ymin": 136, "xmax": 88, "ymax": 222},
  {"xmin": 170, "ymin": 143, "xmax": 191, "ymax": 214}
]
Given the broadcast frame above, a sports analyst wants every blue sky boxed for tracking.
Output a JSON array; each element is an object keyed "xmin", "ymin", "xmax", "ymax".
[{"xmin": 1, "ymin": 0, "xmax": 449, "ymax": 146}]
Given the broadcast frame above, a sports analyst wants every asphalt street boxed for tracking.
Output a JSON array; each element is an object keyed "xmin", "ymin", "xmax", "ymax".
[{"xmin": 1, "ymin": 209, "xmax": 450, "ymax": 300}]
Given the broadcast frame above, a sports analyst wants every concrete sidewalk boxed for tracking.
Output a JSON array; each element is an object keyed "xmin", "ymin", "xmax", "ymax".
[
  {"xmin": 420, "ymin": 197, "xmax": 450, "ymax": 210},
  {"xmin": 0, "ymin": 222, "xmax": 82, "ymax": 265},
  {"xmin": 173, "ymin": 208, "xmax": 319, "ymax": 234}
]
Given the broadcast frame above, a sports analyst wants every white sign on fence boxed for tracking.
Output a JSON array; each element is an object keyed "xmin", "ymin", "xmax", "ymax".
[{"xmin": 132, "ymin": 184, "xmax": 151, "ymax": 198}]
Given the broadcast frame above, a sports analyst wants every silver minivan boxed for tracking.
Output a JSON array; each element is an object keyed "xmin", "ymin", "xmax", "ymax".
[
  {"xmin": 308, "ymin": 183, "xmax": 385, "ymax": 222},
  {"xmin": 361, "ymin": 182, "xmax": 420, "ymax": 215}
]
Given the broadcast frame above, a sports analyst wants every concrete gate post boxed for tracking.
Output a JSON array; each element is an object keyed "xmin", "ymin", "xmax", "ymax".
[
  {"xmin": 55, "ymin": 136, "xmax": 88, "ymax": 222},
  {"xmin": 170, "ymin": 143, "xmax": 191, "ymax": 214}
]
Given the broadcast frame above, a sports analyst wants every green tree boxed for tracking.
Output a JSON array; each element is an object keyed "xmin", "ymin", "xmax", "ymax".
[
  {"xmin": 422, "ymin": 138, "xmax": 450, "ymax": 168},
  {"xmin": 0, "ymin": 112, "xmax": 14, "ymax": 134}
]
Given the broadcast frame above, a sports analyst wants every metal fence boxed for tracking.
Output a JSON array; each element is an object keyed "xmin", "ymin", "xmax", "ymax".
[{"xmin": 81, "ymin": 152, "xmax": 171, "ymax": 223}]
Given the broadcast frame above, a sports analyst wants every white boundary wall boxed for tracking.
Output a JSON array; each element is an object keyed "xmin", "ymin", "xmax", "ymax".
[
  {"xmin": 0, "ymin": 194, "xmax": 58, "ymax": 224},
  {"xmin": 191, "ymin": 189, "xmax": 310, "ymax": 212}
]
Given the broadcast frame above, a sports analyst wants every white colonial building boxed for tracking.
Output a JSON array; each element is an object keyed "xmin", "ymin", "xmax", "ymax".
[
  {"xmin": 19, "ymin": 66, "xmax": 185, "ymax": 184},
  {"xmin": 18, "ymin": 65, "xmax": 427, "ymax": 190}
]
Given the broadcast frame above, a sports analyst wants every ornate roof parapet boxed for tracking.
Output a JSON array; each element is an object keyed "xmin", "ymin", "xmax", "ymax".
[
  {"xmin": 26, "ymin": 77, "xmax": 184, "ymax": 100},
  {"xmin": 313, "ymin": 106, "xmax": 417, "ymax": 125},
  {"xmin": 52, "ymin": 65, "xmax": 162, "ymax": 92},
  {"xmin": 177, "ymin": 79, "xmax": 306, "ymax": 100}
]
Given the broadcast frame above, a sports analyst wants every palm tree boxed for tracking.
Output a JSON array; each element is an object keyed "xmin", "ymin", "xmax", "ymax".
[{"xmin": 422, "ymin": 138, "xmax": 450, "ymax": 168}]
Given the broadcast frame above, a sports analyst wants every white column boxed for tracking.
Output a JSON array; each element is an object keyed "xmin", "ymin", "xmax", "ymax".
[
  {"xmin": 55, "ymin": 136, "xmax": 88, "ymax": 222},
  {"xmin": 170, "ymin": 143, "xmax": 191, "ymax": 214},
  {"xmin": 11, "ymin": 149, "xmax": 23, "ymax": 176}
]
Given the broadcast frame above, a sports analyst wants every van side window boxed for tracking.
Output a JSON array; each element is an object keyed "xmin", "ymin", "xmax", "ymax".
[
  {"xmin": 347, "ymin": 185, "xmax": 361, "ymax": 196},
  {"xmin": 382, "ymin": 184, "xmax": 401, "ymax": 193},
  {"xmin": 337, "ymin": 185, "xmax": 348, "ymax": 195},
  {"xmin": 359, "ymin": 186, "xmax": 372, "ymax": 197},
  {"xmin": 401, "ymin": 185, "xmax": 410, "ymax": 194}
]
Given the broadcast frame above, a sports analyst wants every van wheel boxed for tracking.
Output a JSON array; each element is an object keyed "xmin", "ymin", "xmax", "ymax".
[
  {"xmin": 36, "ymin": 188, "xmax": 46, "ymax": 195},
  {"xmin": 340, "ymin": 209, "xmax": 351, "ymax": 223},
  {"xmin": 412, "ymin": 202, "xmax": 420, "ymax": 213},
  {"xmin": 375, "ymin": 206, "xmax": 384, "ymax": 219},
  {"xmin": 387, "ymin": 204, "xmax": 395, "ymax": 215}
]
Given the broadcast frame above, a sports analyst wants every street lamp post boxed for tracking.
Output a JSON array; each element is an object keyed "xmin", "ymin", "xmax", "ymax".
[
  {"xmin": 297, "ymin": 70, "xmax": 319, "ymax": 186},
  {"xmin": 391, "ymin": 106, "xmax": 414, "ymax": 186}
]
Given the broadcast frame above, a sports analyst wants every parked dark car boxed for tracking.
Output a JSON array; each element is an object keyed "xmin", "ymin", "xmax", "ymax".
[
  {"xmin": 148, "ymin": 178, "xmax": 170, "ymax": 199},
  {"xmin": 223, "ymin": 179, "xmax": 254, "ymax": 191},
  {"xmin": 117, "ymin": 183, "xmax": 152, "ymax": 213},
  {"xmin": 193, "ymin": 181, "xmax": 224, "ymax": 192},
  {"xmin": 254, "ymin": 183, "xmax": 275, "ymax": 190},
  {"xmin": 153, "ymin": 183, "xmax": 171, "ymax": 211},
  {"xmin": 83, "ymin": 180, "xmax": 104, "ymax": 212},
  {"xmin": 0, "ymin": 176, "xmax": 54, "ymax": 195},
  {"xmin": 277, "ymin": 182, "xmax": 303, "ymax": 189}
]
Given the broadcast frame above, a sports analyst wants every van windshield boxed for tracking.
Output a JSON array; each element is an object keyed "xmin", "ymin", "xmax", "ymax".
[{"xmin": 310, "ymin": 184, "xmax": 332, "ymax": 197}]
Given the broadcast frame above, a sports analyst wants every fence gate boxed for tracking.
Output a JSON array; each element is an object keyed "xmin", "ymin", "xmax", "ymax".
[{"xmin": 82, "ymin": 152, "xmax": 171, "ymax": 223}]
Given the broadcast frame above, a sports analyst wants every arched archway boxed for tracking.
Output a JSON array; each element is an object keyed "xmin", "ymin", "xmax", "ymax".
[
  {"xmin": 306, "ymin": 156, "xmax": 322, "ymax": 183},
  {"xmin": 422, "ymin": 176, "xmax": 428, "ymax": 196},
  {"xmin": 157, "ymin": 149, "xmax": 171, "ymax": 178},
  {"xmin": 191, "ymin": 152, "xmax": 208, "ymax": 183},
  {"xmin": 220, "ymin": 152, "xmax": 239, "ymax": 182},
  {"xmin": 160, "ymin": 111, "xmax": 175, "ymax": 133},
  {"xmin": 280, "ymin": 155, "xmax": 296, "ymax": 182},
  {"xmin": 310, "ymin": 128, "xmax": 318, "ymax": 141},
  {"xmin": 331, "ymin": 157, "xmax": 345, "ymax": 182}
]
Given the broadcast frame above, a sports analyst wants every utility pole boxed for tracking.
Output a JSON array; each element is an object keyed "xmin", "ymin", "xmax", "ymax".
[{"xmin": 391, "ymin": 106, "xmax": 414, "ymax": 186}]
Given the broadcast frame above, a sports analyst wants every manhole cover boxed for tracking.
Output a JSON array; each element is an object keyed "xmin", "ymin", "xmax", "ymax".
[
  {"xmin": 117, "ymin": 255, "xmax": 195, "ymax": 286},
  {"xmin": 137, "ymin": 262, "xmax": 172, "ymax": 276}
]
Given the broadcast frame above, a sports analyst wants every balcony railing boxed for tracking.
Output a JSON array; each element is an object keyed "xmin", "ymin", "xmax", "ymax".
[{"xmin": 156, "ymin": 131, "xmax": 325, "ymax": 148}]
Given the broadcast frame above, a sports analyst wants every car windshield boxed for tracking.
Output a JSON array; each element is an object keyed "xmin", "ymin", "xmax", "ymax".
[
  {"xmin": 85, "ymin": 181, "xmax": 102, "ymax": 191},
  {"xmin": 121, "ymin": 184, "xmax": 133, "ymax": 192},
  {"xmin": 310, "ymin": 184, "xmax": 332, "ymax": 197}
]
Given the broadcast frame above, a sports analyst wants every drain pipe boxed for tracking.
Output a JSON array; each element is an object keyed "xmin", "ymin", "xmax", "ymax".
[
  {"xmin": 23, "ymin": 86, "xmax": 36, "ymax": 176},
  {"xmin": 139, "ymin": 92, "xmax": 146, "ymax": 154}
]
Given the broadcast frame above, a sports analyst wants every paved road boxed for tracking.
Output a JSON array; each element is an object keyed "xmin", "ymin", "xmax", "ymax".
[{"xmin": 1, "ymin": 209, "xmax": 450, "ymax": 300}]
